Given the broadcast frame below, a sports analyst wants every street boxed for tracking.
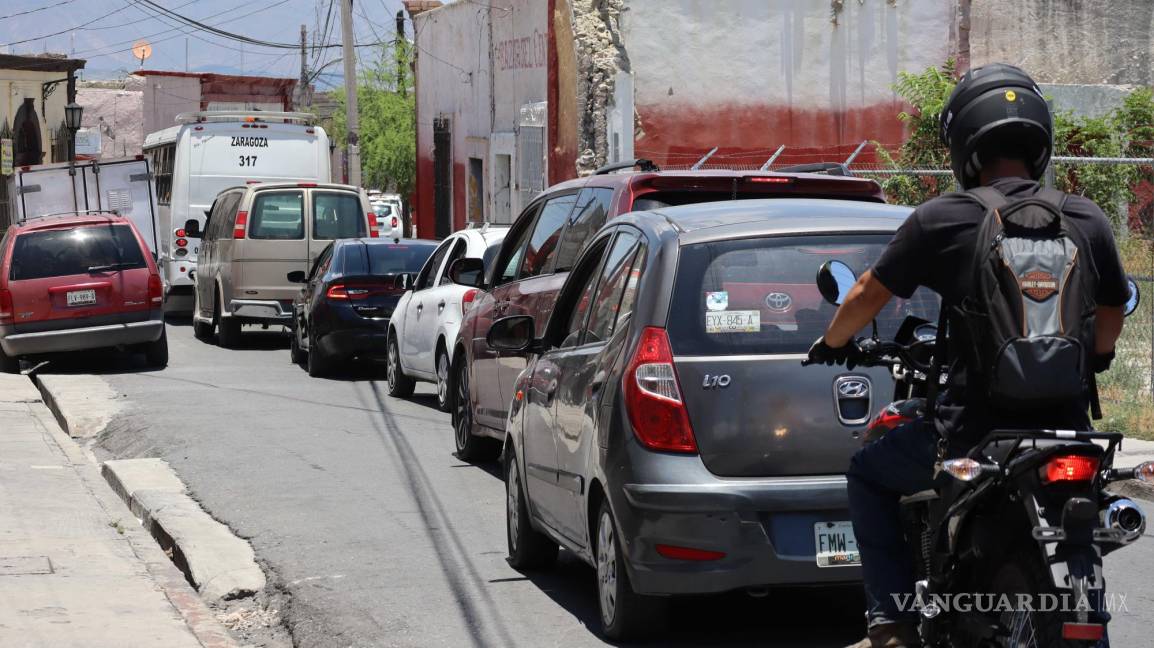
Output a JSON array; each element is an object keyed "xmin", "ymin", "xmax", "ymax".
[{"xmin": 36, "ymin": 322, "xmax": 1154, "ymax": 647}]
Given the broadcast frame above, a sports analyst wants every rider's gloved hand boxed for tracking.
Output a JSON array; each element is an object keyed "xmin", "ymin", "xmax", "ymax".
[
  {"xmin": 1093, "ymin": 349, "xmax": 1116, "ymax": 374},
  {"xmin": 803, "ymin": 336, "xmax": 861, "ymax": 369}
]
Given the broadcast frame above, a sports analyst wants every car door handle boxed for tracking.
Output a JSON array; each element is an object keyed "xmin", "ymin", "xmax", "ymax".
[
  {"xmin": 590, "ymin": 371, "xmax": 607, "ymax": 394},
  {"xmin": 438, "ymin": 301, "xmax": 446, "ymax": 311},
  {"xmin": 416, "ymin": 303, "xmax": 423, "ymax": 312}
]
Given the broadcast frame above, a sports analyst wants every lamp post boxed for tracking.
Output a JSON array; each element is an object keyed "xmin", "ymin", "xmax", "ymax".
[{"xmin": 64, "ymin": 102, "xmax": 82, "ymax": 162}]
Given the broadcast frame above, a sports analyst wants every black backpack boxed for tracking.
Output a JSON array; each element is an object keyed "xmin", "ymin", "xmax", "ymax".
[{"xmin": 956, "ymin": 186, "xmax": 1097, "ymax": 410}]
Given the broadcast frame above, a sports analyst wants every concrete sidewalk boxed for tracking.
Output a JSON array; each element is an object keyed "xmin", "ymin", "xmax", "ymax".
[{"xmin": 0, "ymin": 375, "xmax": 235, "ymax": 648}]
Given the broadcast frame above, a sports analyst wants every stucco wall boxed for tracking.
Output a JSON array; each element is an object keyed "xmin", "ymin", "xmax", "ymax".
[
  {"xmin": 620, "ymin": 0, "xmax": 952, "ymax": 168},
  {"xmin": 969, "ymin": 0, "xmax": 1154, "ymax": 85},
  {"xmin": 1, "ymin": 69, "xmax": 73, "ymax": 164},
  {"xmin": 142, "ymin": 75, "xmax": 201, "ymax": 134}
]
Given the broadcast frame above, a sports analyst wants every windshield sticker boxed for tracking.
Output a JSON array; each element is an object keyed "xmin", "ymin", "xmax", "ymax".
[
  {"xmin": 705, "ymin": 291, "xmax": 728, "ymax": 311},
  {"xmin": 706, "ymin": 310, "xmax": 760, "ymax": 334}
]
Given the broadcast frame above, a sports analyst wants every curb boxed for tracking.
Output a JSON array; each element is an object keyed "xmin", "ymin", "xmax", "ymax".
[
  {"xmin": 32, "ymin": 373, "xmax": 122, "ymax": 438},
  {"xmin": 24, "ymin": 393, "xmax": 240, "ymax": 648},
  {"xmin": 104, "ymin": 458, "xmax": 267, "ymax": 602}
]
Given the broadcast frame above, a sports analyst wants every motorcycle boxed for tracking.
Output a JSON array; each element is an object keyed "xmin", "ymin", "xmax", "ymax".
[{"xmin": 810, "ymin": 260, "xmax": 1152, "ymax": 647}]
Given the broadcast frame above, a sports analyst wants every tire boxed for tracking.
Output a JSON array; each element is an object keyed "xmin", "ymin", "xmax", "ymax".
[
  {"xmin": 452, "ymin": 355, "xmax": 499, "ymax": 462},
  {"xmin": 0, "ymin": 344, "xmax": 19, "ymax": 374},
  {"xmin": 217, "ymin": 316, "xmax": 242, "ymax": 348},
  {"xmin": 143, "ymin": 327, "xmax": 169, "ymax": 368},
  {"xmin": 386, "ymin": 334, "xmax": 415, "ymax": 397},
  {"xmin": 307, "ymin": 332, "xmax": 333, "ymax": 377},
  {"xmin": 987, "ymin": 554, "xmax": 1085, "ymax": 648},
  {"xmin": 290, "ymin": 321, "xmax": 306, "ymax": 367},
  {"xmin": 595, "ymin": 499, "xmax": 666, "ymax": 641},
  {"xmin": 505, "ymin": 451, "xmax": 558, "ymax": 570},
  {"xmin": 192, "ymin": 289, "xmax": 213, "ymax": 340},
  {"xmin": 434, "ymin": 347, "xmax": 452, "ymax": 412}
]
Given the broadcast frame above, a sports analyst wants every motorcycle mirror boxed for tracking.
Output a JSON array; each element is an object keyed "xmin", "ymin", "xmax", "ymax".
[
  {"xmin": 816, "ymin": 260, "xmax": 858, "ymax": 306},
  {"xmin": 1124, "ymin": 276, "xmax": 1141, "ymax": 317}
]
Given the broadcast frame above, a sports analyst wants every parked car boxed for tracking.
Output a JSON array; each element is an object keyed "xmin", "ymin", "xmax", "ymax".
[
  {"xmin": 490, "ymin": 199, "xmax": 937, "ymax": 640},
  {"xmin": 448, "ymin": 161, "xmax": 887, "ymax": 461},
  {"xmin": 185, "ymin": 182, "xmax": 379, "ymax": 348},
  {"xmin": 0, "ymin": 213, "xmax": 167, "ymax": 373},
  {"xmin": 371, "ymin": 198, "xmax": 405, "ymax": 240},
  {"xmin": 386, "ymin": 225, "xmax": 509, "ymax": 411},
  {"xmin": 288, "ymin": 238, "xmax": 438, "ymax": 377}
]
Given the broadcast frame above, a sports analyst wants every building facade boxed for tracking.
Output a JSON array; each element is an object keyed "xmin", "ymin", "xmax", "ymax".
[
  {"xmin": 140, "ymin": 70, "xmax": 299, "ymax": 136},
  {"xmin": 0, "ymin": 53, "xmax": 86, "ymax": 167}
]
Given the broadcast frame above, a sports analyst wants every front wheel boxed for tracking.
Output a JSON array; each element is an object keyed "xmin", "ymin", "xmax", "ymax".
[
  {"xmin": 192, "ymin": 289, "xmax": 213, "ymax": 340},
  {"xmin": 435, "ymin": 348, "xmax": 451, "ymax": 412},
  {"xmin": 453, "ymin": 356, "xmax": 498, "ymax": 462},
  {"xmin": 505, "ymin": 452, "xmax": 558, "ymax": 570},
  {"xmin": 595, "ymin": 500, "xmax": 666, "ymax": 641},
  {"xmin": 386, "ymin": 335, "xmax": 415, "ymax": 397}
]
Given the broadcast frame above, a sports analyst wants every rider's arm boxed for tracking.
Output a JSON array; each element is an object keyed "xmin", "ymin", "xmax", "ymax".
[
  {"xmin": 1095, "ymin": 305, "xmax": 1124, "ymax": 355},
  {"xmin": 823, "ymin": 270, "xmax": 894, "ymax": 348}
]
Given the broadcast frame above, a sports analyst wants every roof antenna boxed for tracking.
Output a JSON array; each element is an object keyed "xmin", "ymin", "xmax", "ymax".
[{"xmin": 759, "ymin": 145, "xmax": 786, "ymax": 171}]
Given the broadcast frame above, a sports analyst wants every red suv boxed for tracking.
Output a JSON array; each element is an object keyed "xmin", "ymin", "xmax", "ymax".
[
  {"xmin": 0, "ymin": 214, "xmax": 167, "ymax": 373},
  {"xmin": 443, "ymin": 161, "xmax": 886, "ymax": 461}
]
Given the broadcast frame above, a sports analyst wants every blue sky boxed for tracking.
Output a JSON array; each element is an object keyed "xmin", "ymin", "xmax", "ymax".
[{"xmin": 1, "ymin": 0, "xmax": 406, "ymax": 83}]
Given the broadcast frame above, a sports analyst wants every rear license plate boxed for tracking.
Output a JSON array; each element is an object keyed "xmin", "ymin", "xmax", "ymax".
[
  {"xmin": 814, "ymin": 521, "xmax": 860, "ymax": 568},
  {"xmin": 66, "ymin": 289, "xmax": 97, "ymax": 307}
]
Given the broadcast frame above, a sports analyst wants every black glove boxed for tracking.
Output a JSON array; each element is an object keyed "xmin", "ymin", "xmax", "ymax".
[
  {"xmin": 803, "ymin": 336, "xmax": 860, "ymax": 369},
  {"xmin": 1093, "ymin": 349, "xmax": 1116, "ymax": 374}
]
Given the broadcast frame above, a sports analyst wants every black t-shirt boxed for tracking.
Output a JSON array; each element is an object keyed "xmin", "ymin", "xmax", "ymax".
[{"xmin": 872, "ymin": 177, "xmax": 1129, "ymax": 446}]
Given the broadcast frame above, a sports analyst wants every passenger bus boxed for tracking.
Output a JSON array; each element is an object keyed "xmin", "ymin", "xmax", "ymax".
[{"xmin": 144, "ymin": 111, "xmax": 331, "ymax": 312}]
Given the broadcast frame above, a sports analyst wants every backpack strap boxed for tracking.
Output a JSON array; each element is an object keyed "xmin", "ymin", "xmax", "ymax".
[
  {"xmin": 1036, "ymin": 186, "xmax": 1070, "ymax": 213},
  {"xmin": 963, "ymin": 186, "xmax": 1009, "ymax": 213}
]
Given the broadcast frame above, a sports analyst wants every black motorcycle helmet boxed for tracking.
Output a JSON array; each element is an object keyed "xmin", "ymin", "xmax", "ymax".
[{"xmin": 939, "ymin": 63, "xmax": 1053, "ymax": 189}]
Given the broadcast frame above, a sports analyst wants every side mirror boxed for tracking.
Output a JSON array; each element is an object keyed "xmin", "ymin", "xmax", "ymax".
[
  {"xmin": 1125, "ymin": 276, "xmax": 1141, "ymax": 317},
  {"xmin": 287, "ymin": 270, "xmax": 306, "ymax": 284},
  {"xmin": 448, "ymin": 257, "xmax": 485, "ymax": 288},
  {"xmin": 816, "ymin": 260, "xmax": 858, "ymax": 306},
  {"xmin": 487, "ymin": 315, "xmax": 539, "ymax": 353},
  {"xmin": 184, "ymin": 219, "xmax": 203, "ymax": 239},
  {"xmin": 394, "ymin": 272, "xmax": 414, "ymax": 291}
]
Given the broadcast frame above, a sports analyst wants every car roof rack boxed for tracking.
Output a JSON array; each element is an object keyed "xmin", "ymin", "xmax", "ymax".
[
  {"xmin": 592, "ymin": 158, "xmax": 661, "ymax": 175},
  {"xmin": 175, "ymin": 110, "xmax": 317, "ymax": 125},
  {"xmin": 775, "ymin": 162, "xmax": 854, "ymax": 177}
]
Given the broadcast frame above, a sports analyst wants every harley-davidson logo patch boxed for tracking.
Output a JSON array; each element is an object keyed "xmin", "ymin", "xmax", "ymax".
[{"xmin": 1021, "ymin": 271, "xmax": 1059, "ymax": 301}]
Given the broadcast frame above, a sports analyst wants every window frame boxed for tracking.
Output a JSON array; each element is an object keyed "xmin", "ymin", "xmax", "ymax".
[
  {"xmin": 438, "ymin": 237, "xmax": 469, "ymax": 287},
  {"xmin": 517, "ymin": 191, "xmax": 578, "ymax": 280},
  {"xmin": 248, "ymin": 190, "xmax": 306, "ymax": 241},
  {"xmin": 415, "ymin": 237, "xmax": 455, "ymax": 292},
  {"xmin": 311, "ymin": 190, "xmax": 368, "ymax": 241},
  {"xmin": 490, "ymin": 201, "xmax": 543, "ymax": 288},
  {"xmin": 582, "ymin": 228, "xmax": 642, "ymax": 346},
  {"xmin": 551, "ymin": 186, "xmax": 617, "ymax": 274},
  {"xmin": 545, "ymin": 226, "xmax": 621, "ymax": 350}
]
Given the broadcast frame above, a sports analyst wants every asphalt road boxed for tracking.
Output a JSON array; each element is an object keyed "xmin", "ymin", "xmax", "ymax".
[{"xmin": 44, "ymin": 321, "xmax": 1154, "ymax": 647}]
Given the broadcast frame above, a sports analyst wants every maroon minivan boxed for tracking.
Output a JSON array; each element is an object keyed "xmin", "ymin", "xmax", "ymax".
[
  {"xmin": 0, "ymin": 213, "xmax": 167, "ymax": 373},
  {"xmin": 445, "ymin": 162, "xmax": 887, "ymax": 461}
]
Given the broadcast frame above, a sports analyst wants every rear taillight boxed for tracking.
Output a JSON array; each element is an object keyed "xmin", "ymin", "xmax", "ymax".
[
  {"xmin": 233, "ymin": 211, "xmax": 248, "ymax": 239},
  {"xmin": 623, "ymin": 327, "xmax": 696, "ymax": 453},
  {"xmin": 1042, "ymin": 455, "xmax": 1100, "ymax": 483},
  {"xmin": 175, "ymin": 238, "xmax": 188, "ymax": 248},
  {"xmin": 175, "ymin": 228, "xmax": 186, "ymax": 238},
  {"xmin": 327, "ymin": 283, "xmax": 387, "ymax": 300},
  {"xmin": 391, "ymin": 216, "xmax": 399, "ymax": 229},
  {"xmin": 147, "ymin": 275, "xmax": 163, "ymax": 305},
  {"xmin": 461, "ymin": 289, "xmax": 478, "ymax": 312},
  {"xmin": 367, "ymin": 210, "xmax": 380, "ymax": 238},
  {"xmin": 0, "ymin": 289, "xmax": 13, "ymax": 325}
]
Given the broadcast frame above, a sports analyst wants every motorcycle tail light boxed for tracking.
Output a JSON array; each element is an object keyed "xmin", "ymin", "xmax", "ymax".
[
  {"xmin": 623, "ymin": 327, "xmax": 697, "ymax": 453},
  {"xmin": 1042, "ymin": 455, "xmax": 1100, "ymax": 484},
  {"xmin": 942, "ymin": 458, "xmax": 984, "ymax": 482},
  {"xmin": 1062, "ymin": 622, "xmax": 1104, "ymax": 641}
]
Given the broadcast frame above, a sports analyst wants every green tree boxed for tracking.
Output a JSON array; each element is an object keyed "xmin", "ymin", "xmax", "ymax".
[{"xmin": 330, "ymin": 40, "xmax": 415, "ymax": 197}]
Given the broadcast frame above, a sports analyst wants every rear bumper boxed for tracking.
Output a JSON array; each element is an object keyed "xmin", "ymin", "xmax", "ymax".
[
  {"xmin": 317, "ymin": 324, "xmax": 388, "ymax": 359},
  {"xmin": 227, "ymin": 299, "xmax": 292, "ymax": 322},
  {"xmin": 608, "ymin": 453, "xmax": 860, "ymax": 595},
  {"xmin": 0, "ymin": 313, "xmax": 164, "ymax": 356}
]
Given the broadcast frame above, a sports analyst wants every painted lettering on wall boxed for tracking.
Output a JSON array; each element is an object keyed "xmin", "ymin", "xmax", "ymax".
[{"xmin": 496, "ymin": 31, "xmax": 547, "ymax": 71}]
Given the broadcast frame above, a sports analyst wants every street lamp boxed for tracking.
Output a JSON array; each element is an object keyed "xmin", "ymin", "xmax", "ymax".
[{"xmin": 64, "ymin": 102, "xmax": 83, "ymax": 162}]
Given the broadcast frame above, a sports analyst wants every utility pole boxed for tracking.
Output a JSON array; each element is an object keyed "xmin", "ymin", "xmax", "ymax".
[
  {"xmin": 395, "ymin": 10, "xmax": 405, "ymax": 96},
  {"xmin": 298, "ymin": 24, "xmax": 309, "ymax": 109},
  {"xmin": 340, "ymin": 0, "xmax": 361, "ymax": 187}
]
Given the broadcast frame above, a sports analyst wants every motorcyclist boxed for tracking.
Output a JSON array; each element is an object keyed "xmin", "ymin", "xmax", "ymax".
[{"xmin": 806, "ymin": 63, "xmax": 1130, "ymax": 648}]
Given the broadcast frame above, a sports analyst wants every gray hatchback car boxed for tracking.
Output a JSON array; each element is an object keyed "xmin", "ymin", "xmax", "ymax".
[{"xmin": 488, "ymin": 199, "xmax": 937, "ymax": 640}]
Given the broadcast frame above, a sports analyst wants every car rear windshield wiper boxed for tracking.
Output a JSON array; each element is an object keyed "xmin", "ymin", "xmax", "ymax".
[{"xmin": 87, "ymin": 262, "xmax": 139, "ymax": 273}]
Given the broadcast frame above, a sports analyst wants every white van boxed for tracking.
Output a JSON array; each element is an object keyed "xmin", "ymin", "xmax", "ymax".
[{"xmin": 144, "ymin": 111, "xmax": 331, "ymax": 312}]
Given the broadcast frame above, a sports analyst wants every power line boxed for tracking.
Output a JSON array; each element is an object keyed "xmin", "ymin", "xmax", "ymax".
[
  {"xmin": 1, "ymin": 2, "xmax": 134, "ymax": 47},
  {"xmin": 0, "ymin": 0, "xmax": 78, "ymax": 22}
]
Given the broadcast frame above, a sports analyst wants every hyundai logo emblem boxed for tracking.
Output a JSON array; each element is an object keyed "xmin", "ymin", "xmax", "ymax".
[
  {"xmin": 765, "ymin": 292, "xmax": 792, "ymax": 312},
  {"xmin": 836, "ymin": 377, "xmax": 870, "ymax": 399}
]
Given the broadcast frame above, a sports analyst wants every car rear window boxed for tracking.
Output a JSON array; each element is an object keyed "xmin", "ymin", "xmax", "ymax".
[
  {"xmin": 10, "ymin": 225, "xmax": 147, "ymax": 281},
  {"xmin": 668, "ymin": 234, "xmax": 938, "ymax": 355},
  {"xmin": 314, "ymin": 192, "xmax": 367, "ymax": 240},
  {"xmin": 249, "ymin": 191, "xmax": 304, "ymax": 240},
  {"xmin": 345, "ymin": 242, "xmax": 438, "ymax": 275}
]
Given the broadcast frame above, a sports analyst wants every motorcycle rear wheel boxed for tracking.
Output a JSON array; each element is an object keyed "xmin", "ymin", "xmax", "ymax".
[{"xmin": 987, "ymin": 555, "xmax": 1090, "ymax": 648}]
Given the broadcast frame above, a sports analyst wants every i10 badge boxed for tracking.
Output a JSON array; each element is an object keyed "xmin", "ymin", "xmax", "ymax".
[{"xmin": 702, "ymin": 374, "xmax": 731, "ymax": 389}]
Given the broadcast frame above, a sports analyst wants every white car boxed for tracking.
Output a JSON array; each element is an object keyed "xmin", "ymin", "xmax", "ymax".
[
  {"xmin": 387, "ymin": 225, "xmax": 508, "ymax": 411},
  {"xmin": 371, "ymin": 196, "xmax": 405, "ymax": 239}
]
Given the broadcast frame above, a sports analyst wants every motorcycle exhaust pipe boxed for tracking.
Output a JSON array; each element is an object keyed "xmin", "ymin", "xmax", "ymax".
[{"xmin": 1104, "ymin": 498, "xmax": 1146, "ymax": 543}]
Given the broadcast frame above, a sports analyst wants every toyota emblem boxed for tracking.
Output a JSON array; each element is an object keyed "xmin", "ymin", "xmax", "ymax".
[
  {"xmin": 836, "ymin": 377, "xmax": 870, "ymax": 399},
  {"xmin": 765, "ymin": 292, "xmax": 792, "ymax": 312}
]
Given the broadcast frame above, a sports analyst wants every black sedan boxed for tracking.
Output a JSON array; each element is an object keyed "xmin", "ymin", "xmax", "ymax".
[{"xmin": 289, "ymin": 238, "xmax": 437, "ymax": 376}]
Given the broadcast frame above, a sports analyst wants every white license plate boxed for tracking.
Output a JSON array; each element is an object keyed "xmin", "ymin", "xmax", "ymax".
[
  {"xmin": 66, "ymin": 289, "xmax": 97, "ymax": 307},
  {"xmin": 814, "ymin": 521, "xmax": 861, "ymax": 568}
]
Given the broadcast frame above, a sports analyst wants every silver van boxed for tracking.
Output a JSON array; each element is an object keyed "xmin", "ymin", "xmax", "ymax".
[{"xmin": 185, "ymin": 182, "xmax": 376, "ymax": 347}]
